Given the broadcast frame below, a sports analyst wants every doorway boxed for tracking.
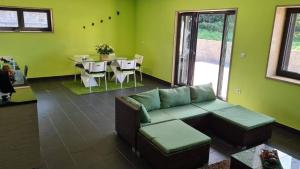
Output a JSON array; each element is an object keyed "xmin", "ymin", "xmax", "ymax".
[{"xmin": 174, "ymin": 10, "xmax": 236, "ymax": 100}]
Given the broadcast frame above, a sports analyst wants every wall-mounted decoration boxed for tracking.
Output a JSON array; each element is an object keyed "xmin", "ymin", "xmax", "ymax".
[
  {"xmin": 100, "ymin": 19, "xmax": 103, "ymax": 23},
  {"xmin": 108, "ymin": 16, "xmax": 112, "ymax": 20},
  {"xmin": 91, "ymin": 22, "xmax": 95, "ymax": 26},
  {"xmin": 117, "ymin": 11, "xmax": 120, "ymax": 16}
]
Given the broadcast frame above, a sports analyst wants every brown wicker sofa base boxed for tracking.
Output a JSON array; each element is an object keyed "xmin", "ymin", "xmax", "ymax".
[
  {"xmin": 210, "ymin": 115, "xmax": 273, "ymax": 147},
  {"xmin": 137, "ymin": 132, "xmax": 210, "ymax": 169},
  {"xmin": 182, "ymin": 114, "xmax": 211, "ymax": 132}
]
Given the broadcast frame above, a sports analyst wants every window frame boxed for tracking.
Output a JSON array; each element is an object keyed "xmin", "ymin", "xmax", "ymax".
[
  {"xmin": 0, "ymin": 6, "xmax": 53, "ymax": 32},
  {"xmin": 277, "ymin": 8, "xmax": 300, "ymax": 80}
]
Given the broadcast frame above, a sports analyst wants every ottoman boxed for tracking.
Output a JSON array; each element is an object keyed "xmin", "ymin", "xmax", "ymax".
[
  {"xmin": 211, "ymin": 105, "xmax": 275, "ymax": 147},
  {"xmin": 137, "ymin": 120, "xmax": 211, "ymax": 169}
]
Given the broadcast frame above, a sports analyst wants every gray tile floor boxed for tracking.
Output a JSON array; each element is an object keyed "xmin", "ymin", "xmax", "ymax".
[{"xmin": 31, "ymin": 77, "xmax": 300, "ymax": 169}]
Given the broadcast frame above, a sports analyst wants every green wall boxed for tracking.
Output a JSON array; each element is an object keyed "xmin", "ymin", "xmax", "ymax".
[
  {"xmin": 135, "ymin": 0, "xmax": 300, "ymax": 130},
  {"xmin": 1, "ymin": 0, "xmax": 300, "ymax": 130},
  {"xmin": 0, "ymin": 0, "xmax": 136, "ymax": 78}
]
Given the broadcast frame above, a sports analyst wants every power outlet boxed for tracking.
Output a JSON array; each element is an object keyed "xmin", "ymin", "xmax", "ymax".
[
  {"xmin": 235, "ymin": 88, "xmax": 241, "ymax": 95},
  {"xmin": 240, "ymin": 52, "xmax": 247, "ymax": 59}
]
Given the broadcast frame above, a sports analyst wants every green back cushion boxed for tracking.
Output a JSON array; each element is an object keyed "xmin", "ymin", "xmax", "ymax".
[
  {"xmin": 124, "ymin": 97, "xmax": 151, "ymax": 123},
  {"xmin": 159, "ymin": 86, "xmax": 191, "ymax": 108},
  {"xmin": 130, "ymin": 89, "xmax": 160, "ymax": 111},
  {"xmin": 190, "ymin": 83, "xmax": 216, "ymax": 103}
]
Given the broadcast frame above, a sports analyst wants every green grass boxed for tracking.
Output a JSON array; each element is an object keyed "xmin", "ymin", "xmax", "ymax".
[
  {"xmin": 292, "ymin": 42, "xmax": 300, "ymax": 51},
  {"xmin": 62, "ymin": 80, "xmax": 143, "ymax": 95},
  {"xmin": 197, "ymin": 29, "xmax": 233, "ymax": 42},
  {"xmin": 198, "ymin": 29, "xmax": 300, "ymax": 51}
]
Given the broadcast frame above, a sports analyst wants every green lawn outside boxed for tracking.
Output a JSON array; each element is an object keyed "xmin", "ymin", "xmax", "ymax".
[
  {"xmin": 197, "ymin": 30, "xmax": 233, "ymax": 42},
  {"xmin": 293, "ymin": 42, "xmax": 300, "ymax": 51},
  {"xmin": 198, "ymin": 30, "xmax": 300, "ymax": 52}
]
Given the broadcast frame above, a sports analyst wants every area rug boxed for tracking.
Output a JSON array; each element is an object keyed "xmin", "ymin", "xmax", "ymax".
[
  {"xmin": 62, "ymin": 80, "xmax": 144, "ymax": 95},
  {"xmin": 200, "ymin": 160, "xmax": 230, "ymax": 169}
]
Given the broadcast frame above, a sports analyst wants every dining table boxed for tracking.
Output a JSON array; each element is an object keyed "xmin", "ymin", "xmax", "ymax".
[{"xmin": 69, "ymin": 55, "xmax": 129, "ymax": 88}]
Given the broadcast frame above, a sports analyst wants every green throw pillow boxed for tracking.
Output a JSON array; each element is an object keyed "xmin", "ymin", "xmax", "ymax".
[
  {"xmin": 130, "ymin": 89, "xmax": 160, "ymax": 111},
  {"xmin": 124, "ymin": 97, "xmax": 151, "ymax": 123},
  {"xmin": 159, "ymin": 86, "xmax": 191, "ymax": 108},
  {"xmin": 190, "ymin": 83, "xmax": 216, "ymax": 103}
]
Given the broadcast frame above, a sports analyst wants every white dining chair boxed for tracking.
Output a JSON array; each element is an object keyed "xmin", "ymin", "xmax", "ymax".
[
  {"xmin": 116, "ymin": 60, "xmax": 136, "ymax": 88},
  {"xmin": 106, "ymin": 53, "xmax": 116, "ymax": 80},
  {"xmin": 73, "ymin": 55, "xmax": 91, "ymax": 81},
  {"xmin": 82, "ymin": 61, "xmax": 107, "ymax": 93},
  {"xmin": 134, "ymin": 54, "xmax": 144, "ymax": 82}
]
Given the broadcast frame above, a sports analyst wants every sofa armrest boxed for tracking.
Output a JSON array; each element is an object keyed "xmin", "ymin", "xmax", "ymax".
[{"xmin": 115, "ymin": 96, "xmax": 140, "ymax": 148}]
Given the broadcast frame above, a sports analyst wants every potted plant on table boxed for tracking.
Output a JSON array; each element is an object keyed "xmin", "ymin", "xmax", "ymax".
[{"xmin": 96, "ymin": 44, "xmax": 114, "ymax": 60}]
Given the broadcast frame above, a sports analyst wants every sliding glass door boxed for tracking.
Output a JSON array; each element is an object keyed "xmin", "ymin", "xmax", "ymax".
[
  {"xmin": 174, "ymin": 13, "xmax": 198, "ymax": 86},
  {"xmin": 218, "ymin": 14, "xmax": 236, "ymax": 99},
  {"xmin": 174, "ymin": 11, "xmax": 236, "ymax": 100}
]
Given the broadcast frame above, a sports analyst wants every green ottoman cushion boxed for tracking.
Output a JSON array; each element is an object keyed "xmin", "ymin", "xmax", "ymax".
[
  {"xmin": 163, "ymin": 104, "xmax": 209, "ymax": 120},
  {"xmin": 139, "ymin": 120, "xmax": 211, "ymax": 154},
  {"xmin": 192, "ymin": 99, "xmax": 234, "ymax": 111},
  {"xmin": 212, "ymin": 106, "xmax": 275, "ymax": 130}
]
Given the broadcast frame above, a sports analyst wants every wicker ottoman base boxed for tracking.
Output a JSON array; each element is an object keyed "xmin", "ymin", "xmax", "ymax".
[{"xmin": 137, "ymin": 132, "xmax": 210, "ymax": 169}]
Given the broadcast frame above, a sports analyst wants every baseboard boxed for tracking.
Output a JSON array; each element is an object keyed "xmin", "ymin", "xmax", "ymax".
[
  {"xmin": 141, "ymin": 73, "xmax": 171, "ymax": 86},
  {"xmin": 28, "ymin": 73, "xmax": 172, "ymax": 87},
  {"xmin": 275, "ymin": 122, "xmax": 300, "ymax": 136},
  {"xmin": 27, "ymin": 74, "xmax": 74, "ymax": 82}
]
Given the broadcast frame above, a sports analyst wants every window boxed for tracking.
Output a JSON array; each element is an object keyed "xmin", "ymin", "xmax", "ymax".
[
  {"xmin": 277, "ymin": 8, "xmax": 300, "ymax": 80},
  {"xmin": 0, "ymin": 9, "xmax": 19, "ymax": 31},
  {"xmin": 0, "ymin": 7, "xmax": 53, "ymax": 32}
]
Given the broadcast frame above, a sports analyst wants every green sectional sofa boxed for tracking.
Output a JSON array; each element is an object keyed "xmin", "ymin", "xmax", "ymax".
[{"xmin": 115, "ymin": 84, "xmax": 275, "ymax": 169}]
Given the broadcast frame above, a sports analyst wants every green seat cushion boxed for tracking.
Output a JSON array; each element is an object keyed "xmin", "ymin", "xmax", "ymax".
[
  {"xmin": 159, "ymin": 86, "xmax": 191, "ymax": 109},
  {"xmin": 192, "ymin": 99, "xmax": 234, "ymax": 111},
  {"xmin": 130, "ymin": 89, "xmax": 160, "ymax": 111},
  {"xmin": 163, "ymin": 104, "xmax": 209, "ymax": 120},
  {"xmin": 139, "ymin": 120, "xmax": 211, "ymax": 154},
  {"xmin": 124, "ymin": 97, "xmax": 151, "ymax": 123},
  {"xmin": 190, "ymin": 83, "xmax": 216, "ymax": 103},
  {"xmin": 147, "ymin": 109, "xmax": 176, "ymax": 124},
  {"xmin": 212, "ymin": 106, "xmax": 275, "ymax": 130}
]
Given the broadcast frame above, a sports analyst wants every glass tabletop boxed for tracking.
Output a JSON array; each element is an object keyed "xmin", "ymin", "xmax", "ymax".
[
  {"xmin": 231, "ymin": 144, "xmax": 300, "ymax": 169},
  {"xmin": 69, "ymin": 55, "xmax": 127, "ymax": 63}
]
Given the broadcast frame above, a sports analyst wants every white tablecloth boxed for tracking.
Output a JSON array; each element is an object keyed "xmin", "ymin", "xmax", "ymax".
[
  {"xmin": 110, "ymin": 61, "xmax": 129, "ymax": 83},
  {"xmin": 69, "ymin": 57, "xmax": 129, "ymax": 87}
]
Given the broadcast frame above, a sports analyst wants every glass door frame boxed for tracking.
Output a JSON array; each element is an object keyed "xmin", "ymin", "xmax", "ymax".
[
  {"xmin": 173, "ymin": 12, "xmax": 199, "ymax": 86},
  {"xmin": 216, "ymin": 11, "xmax": 236, "ymax": 99},
  {"xmin": 172, "ymin": 9, "xmax": 237, "ymax": 100}
]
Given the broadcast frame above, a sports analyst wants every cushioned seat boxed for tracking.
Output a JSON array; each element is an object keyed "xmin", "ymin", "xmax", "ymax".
[
  {"xmin": 147, "ymin": 109, "xmax": 175, "ymax": 124},
  {"xmin": 163, "ymin": 104, "xmax": 209, "ymax": 120},
  {"xmin": 192, "ymin": 99, "xmax": 234, "ymax": 111},
  {"xmin": 139, "ymin": 120, "xmax": 211, "ymax": 154},
  {"xmin": 212, "ymin": 106, "xmax": 275, "ymax": 130}
]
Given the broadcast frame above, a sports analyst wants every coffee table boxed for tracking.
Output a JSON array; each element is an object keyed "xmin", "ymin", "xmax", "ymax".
[{"xmin": 230, "ymin": 144, "xmax": 300, "ymax": 169}]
